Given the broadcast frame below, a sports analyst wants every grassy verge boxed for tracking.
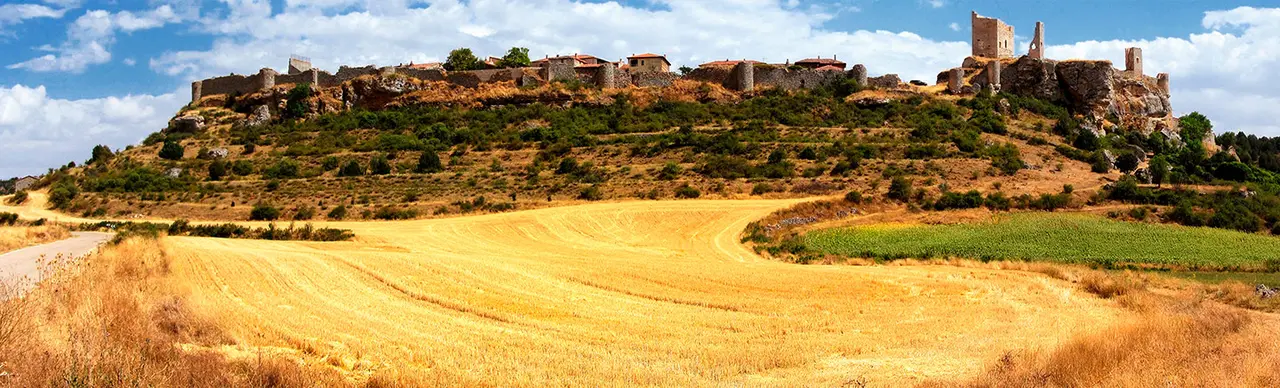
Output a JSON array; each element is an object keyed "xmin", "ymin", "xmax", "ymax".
[{"xmin": 804, "ymin": 212, "xmax": 1280, "ymax": 271}]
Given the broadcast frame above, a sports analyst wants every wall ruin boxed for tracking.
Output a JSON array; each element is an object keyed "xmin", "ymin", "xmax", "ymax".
[
  {"xmin": 849, "ymin": 64, "xmax": 867, "ymax": 86},
  {"xmin": 1028, "ymin": 22, "xmax": 1045, "ymax": 60},
  {"xmin": 288, "ymin": 57, "xmax": 312, "ymax": 75},
  {"xmin": 1157, "ymin": 73, "xmax": 1169, "ymax": 95},
  {"xmin": 731, "ymin": 62, "xmax": 754, "ymax": 92},
  {"xmin": 868, "ymin": 74, "xmax": 901, "ymax": 89},
  {"xmin": 947, "ymin": 68, "xmax": 965, "ymax": 94}
]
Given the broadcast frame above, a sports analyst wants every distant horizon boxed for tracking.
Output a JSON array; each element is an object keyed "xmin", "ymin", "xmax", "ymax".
[{"xmin": 3, "ymin": 0, "xmax": 1280, "ymax": 178}]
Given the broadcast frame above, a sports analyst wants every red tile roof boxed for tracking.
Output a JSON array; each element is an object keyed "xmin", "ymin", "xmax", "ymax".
[
  {"xmin": 814, "ymin": 65, "xmax": 845, "ymax": 72},
  {"xmin": 405, "ymin": 62, "xmax": 442, "ymax": 70},
  {"xmin": 699, "ymin": 59, "xmax": 765, "ymax": 67},
  {"xmin": 628, "ymin": 53, "xmax": 670, "ymax": 65}
]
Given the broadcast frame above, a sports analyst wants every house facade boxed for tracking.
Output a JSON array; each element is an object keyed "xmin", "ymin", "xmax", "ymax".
[{"xmin": 627, "ymin": 53, "xmax": 670, "ymax": 73}]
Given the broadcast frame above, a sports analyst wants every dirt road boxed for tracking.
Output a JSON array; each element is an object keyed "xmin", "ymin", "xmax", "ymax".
[
  {"xmin": 160, "ymin": 199, "xmax": 1127, "ymax": 386},
  {"xmin": 0, "ymin": 231, "xmax": 113, "ymax": 294}
]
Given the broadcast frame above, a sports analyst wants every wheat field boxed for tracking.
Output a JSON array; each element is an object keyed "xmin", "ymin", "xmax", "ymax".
[{"xmin": 143, "ymin": 199, "xmax": 1127, "ymax": 386}]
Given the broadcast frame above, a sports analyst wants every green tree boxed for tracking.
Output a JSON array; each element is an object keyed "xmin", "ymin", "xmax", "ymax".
[
  {"xmin": 370, "ymin": 154, "xmax": 392, "ymax": 175},
  {"xmin": 158, "ymin": 140, "xmax": 184, "ymax": 160},
  {"xmin": 1115, "ymin": 151, "xmax": 1140, "ymax": 174},
  {"xmin": 89, "ymin": 144, "xmax": 113, "ymax": 165},
  {"xmin": 1149, "ymin": 155, "xmax": 1171, "ymax": 187},
  {"xmin": 263, "ymin": 159, "xmax": 300, "ymax": 179},
  {"xmin": 887, "ymin": 177, "xmax": 913, "ymax": 202},
  {"xmin": 249, "ymin": 203, "xmax": 281, "ymax": 221},
  {"xmin": 339, "ymin": 160, "xmax": 364, "ymax": 177},
  {"xmin": 445, "ymin": 48, "xmax": 481, "ymax": 71},
  {"xmin": 208, "ymin": 159, "xmax": 228, "ymax": 181},
  {"xmin": 47, "ymin": 178, "xmax": 79, "ymax": 209},
  {"xmin": 416, "ymin": 151, "xmax": 443, "ymax": 173},
  {"xmin": 284, "ymin": 83, "xmax": 312, "ymax": 119},
  {"xmin": 678, "ymin": 66, "xmax": 694, "ymax": 76},
  {"xmin": 497, "ymin": 47, "xmax": 530, "ymax": 68}
]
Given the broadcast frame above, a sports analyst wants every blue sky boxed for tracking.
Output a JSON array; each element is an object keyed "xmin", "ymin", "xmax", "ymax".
[{"xmin": 3, "ymin": 0, "xmax": 1280, "ymax": 178}]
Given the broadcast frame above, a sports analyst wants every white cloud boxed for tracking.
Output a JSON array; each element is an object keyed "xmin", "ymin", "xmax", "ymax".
[
  {"xmin": 0, "ymin": 3, "xmax": 69, "ymax": 32},
  {"xmin": 152, "ymin": 0, "xmax": 965, "ymax": 83},
  {"xmin": 8, "ymin": 5, "xmax": 182, "ymax": 73},
  {"xmin": 122, "ymin": 57, "xmax": 136, "ymax": 66},
  {"xmin": 0, "ymin": 84, "xmax": 185, "ymax": 178},
  {"xmin": 949, "ymin": 22, "xmax": 960, "ymax": 31},
  {"xmin": 926, "ymin": 0, "xmax": 945, "ymax": 9}
]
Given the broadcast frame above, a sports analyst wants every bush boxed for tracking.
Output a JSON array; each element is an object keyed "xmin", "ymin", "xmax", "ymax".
[
  {"xmin": 983, "ymin": 143, "xmax": 1025, "ymax": 175},
  {"xmin": 6, "ymin": 190, "xmax": 28, "ymax": 205},
  {"xmin": 249, "ymin": 203, "xmax": 281, "ymax": 221},
  {"xmin": 887, "ymin": 177, "xmax": 913, "ymax": 202},
  {"xmin": 0, "ymin": 212, "xmax": 17, "ymax": 226},
  {"xmin": 231, "ymin": 160, "xmax": 254, "ymax": 176},
  {"xmin": 208, "ymin": 160, "xmax": 228, "ymax": 181},
  {"xmin": 47, "ymin": 178, "xmax": 79, "ymax": 209},
  {"xmin": 752, "ymin": 183, "xmax": 774, "ymax": 195},
  {"xmin": 657, "ymin": 162, "xmax": 682, "ymax": 180},
  {"xmin": 416, "ymin": 151, "xmax": 443, "ymax": 173},
  {"xmin": 373, "ymin": 206, "xmax": 418, "ymax": 220},
  {"xmin": 158, "ymin": 140, "xmax": 184, "ymax": 160},
  {"xmin": 339, "ymin": 160, "xmax": 365, "ymax": 177},
  {"xmin": 293, "ymin": 206, "xmax": 316, "ymax": 221},
  {"xmin": 263, "ymin": 159, "xmax": 301, "ymax": 179},
  {"xmin": 578, "ymin": 185, "xmax": 604, "ymax": 201},
  {"xmin": 327, "ymin": 205, "xmax": 348, "ymax": 220},
  {"xmin": 984, "ymin": 192, "xmax": 1011, "ymax": 211},
  {"xmin": 284, "ymin": 83, "xmax": 311, "ymax": 120},
  {"xmin": 370, "ymin": 154, "xmax": 392, "ymax": 175},
  {"xmin": 844, "ymin": 190, "xmax": 863, "ymax": 204},
  {"xmin": 933, "ymin": 190, "xmax": 984, "ymax": 210},
  {"xmin": 674, "ymin": 184, "xmax": 701, "ymax": 199},
  {"xmin": 321, "ymin": 156, "xmax": 340, "ymax": 171}
]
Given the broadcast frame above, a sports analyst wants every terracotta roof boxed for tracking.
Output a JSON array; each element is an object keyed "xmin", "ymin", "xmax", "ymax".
[
  {"xmin": 699, "ymin": 59, "xmax": 765, "ymax": 67},
  {"xmin": 405, "ymin": 62, "xmax": 442, "ymax": 70},
  {"xmin": 627, "ymin": 53, "xmax": 671, "ymax": 65},
  {"xmin": 796, "ymin": 58, "xmax": 847, "ymax": 66},
  {"xmin": 814, "ymin": 65, "xmax": 845, "ymax": 71}
]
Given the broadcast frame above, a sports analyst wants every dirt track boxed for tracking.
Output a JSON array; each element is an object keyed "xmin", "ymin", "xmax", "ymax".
[{"xmin": 156, "ymin": 199, "xmax": 1126, "ymax": 385}]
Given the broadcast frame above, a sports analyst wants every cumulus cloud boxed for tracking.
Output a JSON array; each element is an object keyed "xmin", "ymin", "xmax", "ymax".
[
  {"xmin": 0, "ymin": 3, "xmax": 70, "ymax": 33},
  {"xmin": 152, "ymin": 0, "xmax": 967, "ymax": 83},
  {"xmin": 8, "ymin": 5, "xmax": 182, "ymax": 72},
  {"xmin": 0, "ymin": 85, "xmax": 184, "ymax": 178},
  {"xmin": 949, "ymin": 22, "xmax": 960, "ymax": 31}
]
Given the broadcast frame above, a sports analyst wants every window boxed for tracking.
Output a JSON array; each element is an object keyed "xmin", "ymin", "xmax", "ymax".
[{"xmin": 630, "ymin": 59, "xmax": 638, "ymax": 66}]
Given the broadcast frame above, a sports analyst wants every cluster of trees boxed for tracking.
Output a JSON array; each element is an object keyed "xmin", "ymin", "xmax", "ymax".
[{"xmin": 444, "ymin": 47, "xmax": 531, "ymax": 71}]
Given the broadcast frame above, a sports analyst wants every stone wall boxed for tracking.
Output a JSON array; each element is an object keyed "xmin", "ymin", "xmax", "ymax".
[
  {"xmin": 686, "ymin": 66, "xmax": 733, "ymax": 85},
  {"xmin": 396, "ymin": 68, "xmax": 447, "ymax": 83},
  {"xmin": 335, "ymin": 65, "xmax": 380, "ymax": 83},
  {"xmin": 275, "ymin": 68, "xmax": 319, "ymax": 86},
  {"xmin": 754, "ymin": 67, "xmax": 845, "ymax": 91},
  {"xmin": 630, "ymin": 71, "xmax": 678, "ymax": 88},
  {"xmin": 867, "ymin": 74, "xmax": 901, "ymax": 89},
  {"xmin": 731, "ymin": 62, "xmax": 754, "ymax": 91},
  {"xmin": 194, "ymin": 71, "xmax": 273, "ymax": 102},
  {"xmin": 545, "ymin": 62, "xmax": 576, "ymax": 83}
]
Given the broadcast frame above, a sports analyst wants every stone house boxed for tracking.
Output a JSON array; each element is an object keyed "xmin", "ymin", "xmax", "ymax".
[
  {"xmin": 971, "ymin": 11, "xmax": 1014, "ymax": 58},
  {"xmin": 532, "ymin": 54, "xmax": 610, "ymax": 68},
  {"xmin": 626, "ymin": 53, "xmax": 670, "ymax": 73},
  {"xmin": 13, "ymin": 176, "xmax": 37, "ymax": 192},
  {"xmin": 794, "ymin": 57, "xmax": 846, "ymax": 70}
]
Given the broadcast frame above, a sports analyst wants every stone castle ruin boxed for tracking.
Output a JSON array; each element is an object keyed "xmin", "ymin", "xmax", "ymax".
[
  {"xmin": 971, "ymin": 11, "xmax": 1014, "ymax": 58},
  {"xmin": 943, "ymin": 11, "xmax": 1179, "ymax": 140},
  {"xmin": 189, "ymin": 53, "xmax": 899, "ymax": 104}
]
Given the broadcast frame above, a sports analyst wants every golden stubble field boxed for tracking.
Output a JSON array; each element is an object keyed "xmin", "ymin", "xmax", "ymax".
[{"xmin": 146, "ymin": 199, "xmax": 1128, "ymax": 386}]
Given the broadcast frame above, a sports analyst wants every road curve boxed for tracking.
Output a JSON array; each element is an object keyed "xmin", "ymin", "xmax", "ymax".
[{"xmin": 0, "ymin": 231, "xmax": 113, "ymax": 294}]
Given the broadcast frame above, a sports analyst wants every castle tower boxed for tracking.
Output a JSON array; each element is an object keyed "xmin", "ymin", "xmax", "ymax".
[
  {"xmin": 986, "ymin": 60, "xmax": 1002, "ymax": 91},
  {"xmin": 1125, "ymin": 47, "xmax": 1143, "ymax": 76},
  {"xmin": 849, "ymin": 64, "xmax": 868, "ymax": 86},
  {"xmin": 1157, "ymin": 73, "xmax": 1169, "ymax": 95},
  {"xmin": 971, "ymin": 11, "xmax": 1014, "ymax": 58},
  {"xmin": 288, "ymin": 55, "xmax": 312, "ymax": 75},
  {"xmin": 948, "ymin": 68, "xmax": 965, "ymax": 94},
  {"xmin": 1028, "ymin": 22, "xmax": 1045, "ymax": 59}
]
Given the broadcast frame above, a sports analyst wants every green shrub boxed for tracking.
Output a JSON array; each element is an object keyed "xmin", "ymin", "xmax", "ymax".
[
  {"xmin": 158, "ymin": 140, "xmax": 184, "ymax": 160},
  {"xmin": 578, "ymin": 185, "xmax": 604, "ymax": 201},
  {"xmin": 263, "ymin": 159, "xmax": 301, "ymax": 179},
  {"xmin": 284, "ymin": 83, "xmax": 311, "ymax": 119},
  {"xmin": 674, "ymin": 184, "xmax": 701, "ymax": 199},
  {"xmin": 983, "ymin": 143, "xmax": 1025, "ymax": 175},
  {"xmin": 6, "ymin": 191, "xmax": 28, "ymax": 205},
  {"xmin": 327, "ymin": 205, "xmax": 348, "ymax": 220},
  {"xmin": 657, "ymin": 162, "xmax": 682, "ymax": 180},
  {"xmin": 985, "ymin": 192, "xmax": 1011, "ymax": 211},
  {"xmin": 231, "ymin": 160, "xmax": 254, "ymax": 176},
  {"xmin": 416, "ymin": 151, "xmax": 443, "ymax": 173},
  {"xmin": 47, "ymin": 178, "xmax": 79, "ymax": 209},
  {"xmin": 887, "ymin": 177, "xmax": 913, "ymax": 202},
  {"xmin": 373, "ymin": 206, "xmax": 418, "ymax": 220},
  {"xmin": 294, "ymin": 206, "xmax": 316, "ymax": 221},
  {"xmin": 0, "ymin": 212, "xmax": 17, "ymax": 226},
  {"xmin": 370, "ymin": 154, "xmax": 392, "ymax": 175},
  {"xmin": 339, "ymin": 160, "xmax": 365, "ymax": 177},
  {"xmin": 933, "ymin": 190, "xmax": 984, "ymax": 210},
  {"xmin": 844, "ymin": 190, "xmax": 863, "ymax": 204},
  {"xmin": 250, "ymin": 203, "xmax": 281, "ymax": 221},
  {"xmin": 208, "ymin": 159, "xmax": 228, "ymax": 181},
  {"xmin": 321, "ymin": 156, "xmax": 340, "ymax": 171}
]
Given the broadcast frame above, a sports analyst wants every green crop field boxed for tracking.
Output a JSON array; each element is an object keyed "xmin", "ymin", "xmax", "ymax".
[{"xmin": 804, "ymin": 213, "xmax": 1280, "ymax": 270}]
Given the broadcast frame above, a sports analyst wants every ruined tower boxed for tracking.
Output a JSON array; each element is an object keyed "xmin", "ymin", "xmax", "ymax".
[
  {"xmin": 1125, "ymin": 47, "xmax": 1143, "ymax": 76},
  {"xmin": 948, "ymin": 68, "xmax": 965, "ymax": 94},
  {"xmin": 971, "ymin": 11, "xmax": 1014, "ymax": 58},
  {"xmin": 986, "ymin": 60, "xmax": 1002, "ymax": 92},
  {"xmin": 1028, "ymin": 22, "xmax": 1045, "ymax": 59},
  {"xmin": 1157, "ymin": 73, "xmax": 1170, "ymax": 95},
  {"xmin": 849, "ymin": 64, "xmax": 868, "ymax": 87},
  {"xmin": 288, "ymin": 55, "xmax": 312, "ymax": 75}
]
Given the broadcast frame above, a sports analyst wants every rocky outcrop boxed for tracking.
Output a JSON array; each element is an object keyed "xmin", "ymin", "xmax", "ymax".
[
  {"xmin": 1055, "ymin": 61, "xmax": 1116, "ymax": 118},
  {"xmin": 166, "ymin": 115, "xmax": 204, "ymax": 134},
  {"xmin": 244, "ymin": 105, "xmax": 272, "ymax": 127},
  {"xmin": 999, "ymin": 57, "xmax": 1063, "ymax": 103}
]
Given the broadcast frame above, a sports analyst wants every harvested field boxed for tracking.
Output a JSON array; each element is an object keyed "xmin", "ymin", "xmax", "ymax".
[{"xmin": 155, "ymin": 200, "xmax": 1125, "ymax": 385}]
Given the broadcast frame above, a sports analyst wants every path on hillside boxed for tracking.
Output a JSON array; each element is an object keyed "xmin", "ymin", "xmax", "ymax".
[
  {"xmin": 0, "ymin": 232, "xmax": 113, "ymax": 296},
  {"xmin": 161, "ymin": 200, "xmax": 1127, "ymax": 386}
]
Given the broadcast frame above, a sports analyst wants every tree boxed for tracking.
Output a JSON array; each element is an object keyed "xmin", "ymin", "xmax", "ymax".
[
  {"xmin": 249, "ymin": 203, "xmax": 281, "ymax": 221},
  {"xmin": 284, "ymin": 83, "xmax": 311, "ymax": 119},
  {"xmin": 158, "ymin": 140, "xmax": 184, "ymax": 160},
  {"xmin": 416, "ymin": 151, "xmax": 443, "ymax": 173},
  {"xmin": 887, "ymin": 177, "xmax": 913, "ymax": 202},
  {"xmin": 89, "ymin": 145, "xmax": 113, "ymax": 165},
  {"xmin": 1149, "ymin": 155, "xmax": 1171, "ymax": 187},
  {"xmin": 47, "ymin": 178, "xmax": 78, "ymax": 209},
  {"xmin": 208, "ymin": 159, "xmax": 228, "ymax": 181},
  {"xmin": 1115, "ymin": 151, "xmax": 1140, "ymax": 174},
  {"xmin": 678, "ymin": 66, "xmax": 694, "ymax": 76},
  {"xmin": 497, "ymin": 47, "xmax": 530, "ymax": 68},
  {"xmin": 445, "ymin": 48, "xmax": 481, "ymax": 71},
  {"xmin": 337, "ymin": 160, "xmax": 363, "ymax": 176},
  {"xmin": 370, "ymin": 154, "xmax": 392, "ymax": 175}
]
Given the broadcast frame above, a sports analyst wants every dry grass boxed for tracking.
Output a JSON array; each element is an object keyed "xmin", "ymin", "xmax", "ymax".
[
  {"xmin": 0, "ymin": 238, "xmax": 352, "ymax": 387},
  {"xmin": 0, "ymin": 224, "xmax": 71, "ymax": 253}
]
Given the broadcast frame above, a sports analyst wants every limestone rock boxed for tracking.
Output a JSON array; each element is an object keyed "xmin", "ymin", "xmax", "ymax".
[
  {"xmin": 165, "ymin": 168, "xmax": 183, "ymax": 178},
  {"xmin": 205, "ymin": 148, "xmax": 229, "ymax": 159},
  {"xmin": 167, "ymin": 115, "xmax": 204, "ymax": 134},
  {"xmin": 244, "ymin": 105, "xmax": 272, "ymax": 127},
  {"xmin": 1056, "ymin": 61, "xmax": 1115, "ymax": 120},
  {"xmin": 999, "ymin": 56, "xmax": 1063, "ymax": 103},
  {"xmin": 1102, "ymin": 149, "xmax": 1117, "ymax": 170}
]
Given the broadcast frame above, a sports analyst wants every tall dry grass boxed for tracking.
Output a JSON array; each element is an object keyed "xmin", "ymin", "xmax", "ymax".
[
  {"xmin": 0, "ymin": 238, "xmax": 352, "ymax": 387},
  {"xmin": 0, "ymin": 224, "xmax": 71, "ymax": 253}
]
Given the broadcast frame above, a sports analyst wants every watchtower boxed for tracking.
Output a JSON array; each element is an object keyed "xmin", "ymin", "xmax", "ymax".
[
  {"xmin": 971, "ymin": 11, "xmax": 1014, "ymax": 58},
  {"xmin": 1125, "ymin": 48, "xmax": 1143, "ymax": 76},
  {"xmin": 288, "ymin": 55, "xmax": 312, "ymax": 75}
]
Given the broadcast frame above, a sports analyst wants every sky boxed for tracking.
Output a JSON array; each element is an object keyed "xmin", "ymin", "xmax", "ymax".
[{"xmin": 2, "ymin": 0, "xmax": 1280, "ymax": 178}]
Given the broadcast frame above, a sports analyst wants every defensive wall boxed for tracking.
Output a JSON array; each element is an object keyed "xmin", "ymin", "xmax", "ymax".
[{"xmin": 191, "ymin": 59, "xmax": 898, "ymax": 103}]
